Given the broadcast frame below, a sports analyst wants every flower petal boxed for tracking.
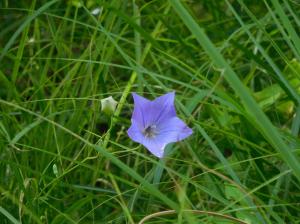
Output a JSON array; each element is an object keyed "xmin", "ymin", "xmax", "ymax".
[
  {"xmin": 131, "ymin": 92, "xmax": 177, "ymax": 128},
  {"xmin": 127, "ymin": 120, "xmax": 144, "ymax": 144},
  {"xmin": 142, "ymin": 138, "xmax": 166, "ymax": 158},
  {"xmin": 132, "ymin": 93, "xmax": 151, "ymax": 128},
  {"xmin": 151, "ymin": 92, "xmax": 176, "ymax": 123},
  {"xmin": 156, "ymin": 117, "xmax": 193, "ymax": 143}
]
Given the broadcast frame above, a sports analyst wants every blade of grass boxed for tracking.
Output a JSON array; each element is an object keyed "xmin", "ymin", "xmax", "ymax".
[
  {"xmin": 0, "ymin": 99, "xmax": 179, "ymax": 211},
  {"xmin": 11, "ymin": 0, "xmax": 36, "ymax": 85},
  {"xmin": 230, "ymin": 0, "xmax": 300, "ymax": 104},
  {"xmin": 0, "ymin": 185, "xmax": 42, "ymax": 224},
  {"xmin": 0, "ymin": 206, "xmax": 21, "ymax": 224},
  {"xmin": 170, "ymin": 0, "xmax": 300, "ymax": 182},
  {"xmin": 269, "ymin": 0, "xmax": 300, "ymax": 57},
  {"xmin": 0, "ymin": 0, "xmax": 59, "ymax": 62}
]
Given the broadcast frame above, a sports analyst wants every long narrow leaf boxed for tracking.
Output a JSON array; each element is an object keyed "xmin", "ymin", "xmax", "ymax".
[{"xmin": 170, "ymin": 0, "xmax": 300, "ymax": 181}]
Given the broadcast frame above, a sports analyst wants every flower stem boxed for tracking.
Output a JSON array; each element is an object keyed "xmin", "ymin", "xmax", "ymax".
[{"xmin": 138, "ymin": 209, "xmax": 248, "ymax": 224}]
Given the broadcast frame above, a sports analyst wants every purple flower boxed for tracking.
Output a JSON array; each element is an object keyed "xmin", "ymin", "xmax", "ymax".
[{"xmin": 127, "ymin": 92, "xmax": 193, "ymax": 158}]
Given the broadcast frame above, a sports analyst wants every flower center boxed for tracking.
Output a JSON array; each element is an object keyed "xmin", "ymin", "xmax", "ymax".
[{"xmin": 142, "ymin": 125, "xmax": 157, "ymax": 138}]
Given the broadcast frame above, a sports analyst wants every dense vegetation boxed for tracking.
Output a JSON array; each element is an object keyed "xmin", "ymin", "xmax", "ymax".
[{"xmin": 1, "ymin": 0, "xmax": 300, "ymax": 223}]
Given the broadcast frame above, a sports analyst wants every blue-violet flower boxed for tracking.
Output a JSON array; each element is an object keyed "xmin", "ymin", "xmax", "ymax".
[{"xmin": 127, "ymin": 92, "xmax": 193, "ymax": 158}]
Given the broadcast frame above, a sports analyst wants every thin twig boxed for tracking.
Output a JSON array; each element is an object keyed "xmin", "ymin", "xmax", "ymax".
[{"xmin": 138, "ymin": 209, "xmax": 248, "ymax": 224}]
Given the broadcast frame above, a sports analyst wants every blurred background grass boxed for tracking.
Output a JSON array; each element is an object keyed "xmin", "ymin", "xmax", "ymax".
[{"xmin": 1, "ymin": 0, "xmax": 300, "ymax": 223}]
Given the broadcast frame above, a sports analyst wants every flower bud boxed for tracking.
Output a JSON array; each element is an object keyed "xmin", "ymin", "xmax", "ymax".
[
  {"xmin": 52, "ymin": 164, "xmax": 59, "ymax": 177},
  {"xmin": 101, "ymin": 96, "xmax": 118, "ymax": 115}
]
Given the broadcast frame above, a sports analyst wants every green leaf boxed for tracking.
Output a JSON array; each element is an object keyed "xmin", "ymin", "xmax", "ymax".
[{"xmin": 170, "ymin": 0, "xmax": 300, "ymax": 182}]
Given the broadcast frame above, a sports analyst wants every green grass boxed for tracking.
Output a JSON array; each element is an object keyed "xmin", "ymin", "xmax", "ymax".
[{"xmin": 1, "ymin": 0, "xmax": 300, "ymax": 223}]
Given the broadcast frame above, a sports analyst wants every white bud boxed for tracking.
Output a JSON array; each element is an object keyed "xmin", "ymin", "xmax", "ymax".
[
  {"xmin": 101, "ymin": 96, "xmax": 118, "ymax": 115},
  {"xmin": 28, "ymin": 37, "xmax": 35, "ymax": 43},
  {"xmin": 91, "ymin": 7, "xmax": 102, "ymax": 16},
  {"xmin": 53, "ymin": 164, "xmax": 58, "ymax": 177}
]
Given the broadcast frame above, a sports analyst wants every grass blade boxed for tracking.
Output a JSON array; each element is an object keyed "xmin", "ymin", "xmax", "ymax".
[
  {"xmin": 0, "ymin": 206, "xmax": 21, "ymax": 224},
  {"xmin": 170, "ymin": 0, "xmax": 300, "ymax": 181}
]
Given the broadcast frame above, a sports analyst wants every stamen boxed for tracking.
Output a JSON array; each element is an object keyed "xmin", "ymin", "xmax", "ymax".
[{"xmin": 142, "ymin": 125, "xmax": 157, "ymax": 138}]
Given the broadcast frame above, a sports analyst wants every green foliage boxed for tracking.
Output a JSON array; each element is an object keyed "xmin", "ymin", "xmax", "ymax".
[{"xmin": 0, "ymin": 0, "xmax": 300, "ymax": 223}]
